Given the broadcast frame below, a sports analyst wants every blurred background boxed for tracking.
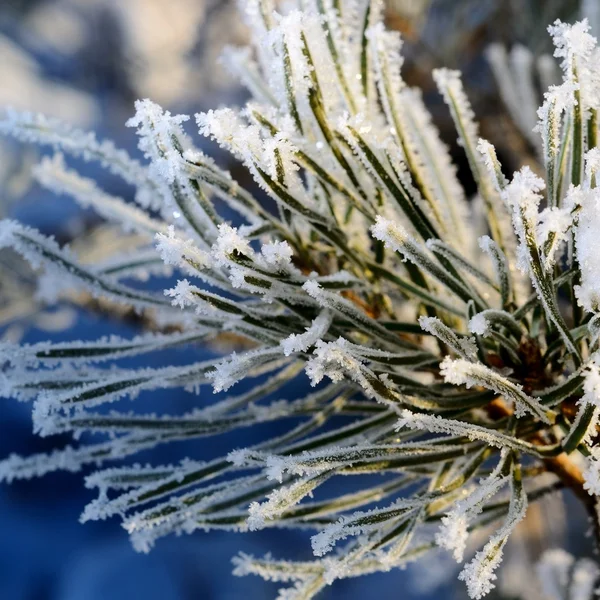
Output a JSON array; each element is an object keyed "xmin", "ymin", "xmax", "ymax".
[{"xmin": 0, "ymin": 1, "xmax": 596, "ymax": 598}]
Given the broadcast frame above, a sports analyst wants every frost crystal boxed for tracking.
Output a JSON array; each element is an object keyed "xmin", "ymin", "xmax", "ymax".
[
  {"xmin": 468, "ymin": 314, "xmax": 489, "ymax": 336},
  {"xmin": 261, "ymin": 241, "xmax": 294, "ymax": 270},
  {"xmin": 436, "ymin": 468, "xmax": 508, "ymax": 562},
  {"xmin": 458, "ymin": 470, "xmax": 527, "ymax": 599},
  {"xmin": 211, "ymin": 223, "xmax": 253, "ymax": 267},
  {"xmin": 165, "ymin": 279, "xmax": 198, "ymax": 310},
  {"xmin": 126, "ymin": 99, "xmax": 190, "ymax": 185},
  {"xmin": 155, "ymin": 226, "xmax": 211, "ymax": 273},
  {"xmin": 280, "ymin": 311, "xmax": 332, "ymax": 356},
  {"xmin": 575, "ymin": 188, "xmax": 600, "ymax": 312}
]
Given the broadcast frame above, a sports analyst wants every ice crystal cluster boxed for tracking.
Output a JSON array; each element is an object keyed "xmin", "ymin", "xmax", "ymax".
[{"xmin": 2, "ymin": 2, "xmax": 600, "ymax": 598}]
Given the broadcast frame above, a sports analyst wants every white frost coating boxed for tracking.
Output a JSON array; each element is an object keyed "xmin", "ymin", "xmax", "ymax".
[
  {"xmin": 34, "ymin": 154, "xmax": 166, "ymax": 237},
  {"xmin": 0, "ymin": 329, "xmax": 211, "ymax": 368},
  {"xmin": 0, "ymin": 434, "xmax": 172, "ymax": 485},
  {"xmin": 536, "ymin": 206, "xmax": 572, "ymax": 269},
  {"xmin": 368, "ymin": 21, "xmax": 405, "ymax": 96},
  {"xmin": 436, "ymin": 511, "xmax": 470, "ymax": 563},
  {"xmin": 301, "ymin": 280, "xmax": 323, "ymax": 301},
  {"xmin": 336, "ymin": 113, "xmax": 414, "ymax": 202},
  {"xmin": 477, "ymin": 235, "xmax": 512, "ymax": 302},
  {"xmin": 257, "ymin": 440, "xmax": 451, "ymax": 482},
  {"xmin": 211, "ymin": 223, "xmax": 253, "ymax": 267},
  {"xmin": 261, "ymin": 240, "xmax": 294, "ymax": 270},
  {"xmin": 270, "ymin": 10, "xmax": 313, "ymax": 104},
  {"xmin": 31, "ymin": 360, "xmax": 217, "ymax": 437},
  {"xmin": 126, "ymin": 99, "xmax": 222, "ymax": 241},
  {"xmin": 440, "ymin": 356, "xmax": 551, "ymax": 423},
  {"xmin": 196, "ymin": 108, "xmax": 261, "ymax": 161},
  {"xmin": 501, "ymin": 168, "xmax": 558, "ymax": 319},
  {"xmin": 126, "ymin": 98, "xmax": 190, "ymax": 185},
  {"xmin": 247, "ymin": 473, "xmax": 329, "ymax": 531},
  {"xmin": 582, "ymin": 362, "xmax": 600, "ymax": 407},
  {"xmin": 458, "ymin": 475, "xmax": 527, "ymax": 599},
  {"xmin": 397, "ymin": 410, "xmax": 520, "ymax": 450},
  {"xmin": 548, "ymin": 20, "xmax": 600, "ymax": 117},
  {"xmin": 165, "ymin": 279, "xmax": 200, "ymax": 310},
  {"xmin": 441, "ymin": 356, "xmax": 487, "ymax": 388},
  {"xmin": 549, "ymin": 19, "xmax": 596, "ymax": 69},
  {"xmin": 419, "ymin": 316, "xmax": 478, "ymax": 360},
  {"xmin": 397, "ymin": 86, "xmax": 472, "ymax": 252},
  {"xmin": 0, "ymin": 219, "xmax": 73, "ymax": 270},
  {"xmin": 583, "ymin": 447, "xmax": 600, "ymax": 495},
  {"xmin": 303, "ymin": 338, "xmax": 395, "ymax": 404},
  {"xmin": 311, "ymin": 498, "xmax": 419, "ymax": 557},
  {"xmin": 433, "ymin": 68, "xmax": 480, "ymax": 154},
  {"xmin": 198, "ymin": 109, "xmax": 308, "ymax": 223},
  {"xmin": 82, "ymin": 458, "xmax": 228, "ymax": 524},
  {"xmin": 476, "ymin": 138, "xmax": 507, "ymax": 191},
  {"xmin": 502, "ymin": 166, "xmax": 545, "ymax": 229},
  {"xmin": 263, "ymin": 133, "xmax": 300, "ymax": 189},
  {"xmin": 0, "ymin": 108, "xmax": 157, "ymax": 209},
  {"xmin": 367, "ymin": 21, "xmax": 406, "ymax": 153},
  {"xmin": 208, "ymin": 348, "xmax": 283, "ymax": 393},
  {"xmin": 536, "ymin": 80, "xmax": 579, "ymax": 157},
  {"xmin": 280, "ymin": 310, "xmax": 333, "ymax": 356},
  {"xmin": 0, "ymin": 446, "xmax": 83, "ymax": 483},
  {"xmin": 370, "ymin": 215, "xmax": 409, "ymax": 251},
  {"xmin": 155, "ymin": 225, "xmax": 211, "ymax": 273},
  {"xmin": 436, "ymin": 468, "xmax": 508, "ymax": 562},
  {"xmin": 478, "ymin": 235, "xmax": 497, "ymax": 258},
  {"xmin": 0, "ymin": 219, "xmax": 170, "ymax": 311},
  {"xmin": 468, "ymin": 314, "xmax": 489, "ymax": 336},
  {"xmin": 304, "ymin": 338, "xmax": 363, "ymax": 386},
  {"xmin": 1, "ymin": 3, "xmax": 598, "ymax": 596},
  {"xmin": 231, "ymin": 553, "xmax": 317, "ymax": 583},
  {"xmin": 584, "ymin": 147, "xmax": 600, "ymax": 185},
  {"xmin": 459, "ymin": 542, "xmax": 504, "ymax": 598},
  {"xmin": 574, "ymin": 187, "xmax": 600, "ymax": 312},
  {"xmin": 300, "ymin": 279, "xmax": 400, "ymax": 351}
]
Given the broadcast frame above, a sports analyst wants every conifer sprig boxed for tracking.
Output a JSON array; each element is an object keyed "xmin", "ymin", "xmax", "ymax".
[{"xmin": 1, "ymin": 2, "xmax": 600, "ymax": 598}]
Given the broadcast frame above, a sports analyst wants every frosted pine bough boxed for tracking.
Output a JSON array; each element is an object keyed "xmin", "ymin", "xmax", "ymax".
[{"xmin": 1, "ymin": 2, "xmax": 600, "ymax": 598}]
